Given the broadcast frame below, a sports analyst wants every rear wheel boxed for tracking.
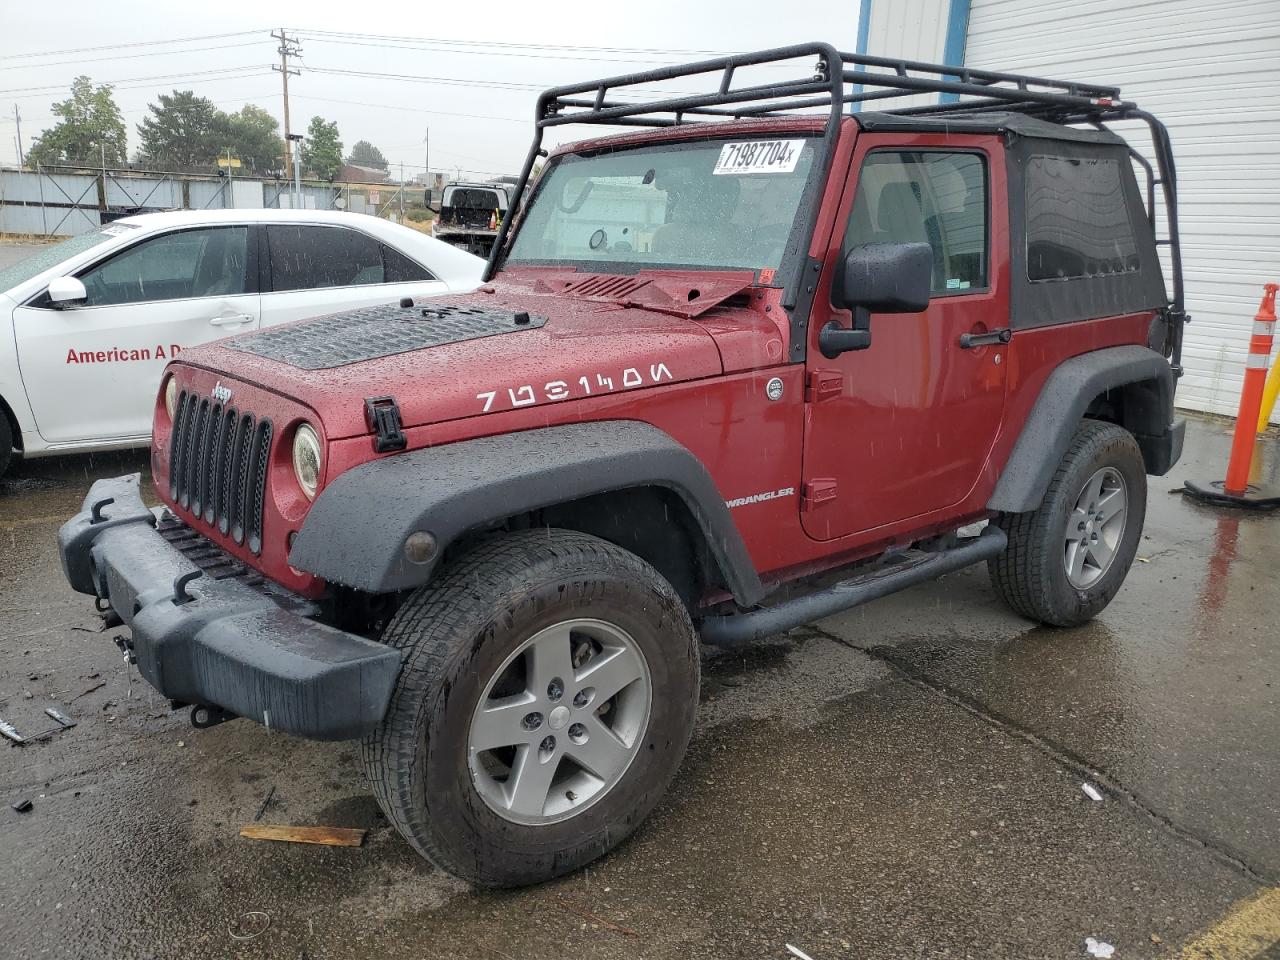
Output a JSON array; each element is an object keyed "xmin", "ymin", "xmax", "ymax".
[
  {"xmin": 989, "ymin": 420, "xmax": 1146, "ymax": 627},
  {"xmin": 361, "ymin": 528, "xmax": 699, "ymax": 887}
]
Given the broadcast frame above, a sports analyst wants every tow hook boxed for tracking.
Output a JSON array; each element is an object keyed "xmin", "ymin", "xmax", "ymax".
[{"xmin": 190, "ymin": 704, "xmax": 237, "ymax": 730}]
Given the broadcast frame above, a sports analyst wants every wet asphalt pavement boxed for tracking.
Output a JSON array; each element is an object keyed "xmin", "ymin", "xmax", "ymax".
[{"xmin": 1, "ymin": 416, "xmax": 1277, "ymax": 960}]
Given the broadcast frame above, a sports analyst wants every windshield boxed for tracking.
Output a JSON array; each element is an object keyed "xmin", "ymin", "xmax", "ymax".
[
  {"xmin": 0, "ymin": 225, "xmax": 134, "ymax": 293},
  {"xmin": 507, "ymin": 136, "xmax": 818, "ymax": 274}
]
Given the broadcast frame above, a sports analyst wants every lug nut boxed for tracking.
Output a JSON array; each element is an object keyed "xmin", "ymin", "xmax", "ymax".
[
  {"xmin": 568, "ymin": 722, "xmax": 587, "ymax": 744},
  {"xmin": 539, "ymin": 735, "xmax": 556, "ymax": 755},
  {"xmin": 522, "ymin": 712, "xmax": 543, "ymax": 730},
  {"xmin": 573, "ymin": 688, "xmax": 593, "ymax": 709},
  {"xmin": 547, "ymin": 678, "xmax": 564, "ymax": 702}
]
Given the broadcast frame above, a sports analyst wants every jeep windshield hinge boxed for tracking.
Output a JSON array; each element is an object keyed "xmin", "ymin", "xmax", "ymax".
[{"xmin": 364, "ymin": 396, "xmax": 408, "ymax": 453}]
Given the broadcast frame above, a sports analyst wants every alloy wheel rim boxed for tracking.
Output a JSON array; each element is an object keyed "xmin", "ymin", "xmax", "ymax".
[
  {"xmin": 467, "ymin": 618, "xmax": 652, "ymax": 826},
  {"xmin": 1064, "ymin": 466, "xmax": 1128, "ymax": 589}
]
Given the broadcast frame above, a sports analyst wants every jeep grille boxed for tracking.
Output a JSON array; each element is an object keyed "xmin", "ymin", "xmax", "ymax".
[{"xmin": 168, "ymin": 390, "xmax": 273, "ymax": 555}]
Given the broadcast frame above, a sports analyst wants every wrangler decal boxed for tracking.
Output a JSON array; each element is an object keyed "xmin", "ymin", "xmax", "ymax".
[{"xmin": 726, "ymin": 487, "xmax": 795, "ymax": 509}]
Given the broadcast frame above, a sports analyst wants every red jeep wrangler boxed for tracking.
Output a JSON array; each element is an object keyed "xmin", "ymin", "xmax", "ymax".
[{"xmin": 58, "ymin": 45, "xmax": 1186, "ymax": 887}]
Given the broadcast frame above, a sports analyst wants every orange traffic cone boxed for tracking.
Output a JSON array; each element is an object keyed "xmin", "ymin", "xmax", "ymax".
[
  {"xmin": 1184, "ymin": 283, "xmax": 1280, "ymax": 509},
  {"xmin": 488, "ymin": 209, "xmax": 497, "ymax": 230}
]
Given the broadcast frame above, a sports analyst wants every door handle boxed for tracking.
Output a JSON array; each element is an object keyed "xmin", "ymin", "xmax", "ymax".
[
  {"xmin": 959, "ymin": 328, "xmax": 1011, "ymax": 349},
  {"xmin": 210, "ymin": 314, "xmax": 254, "ymax": 327}
]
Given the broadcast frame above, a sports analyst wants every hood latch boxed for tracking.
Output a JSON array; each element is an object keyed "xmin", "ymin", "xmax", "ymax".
[{"xmin": 364, "ymin": 396, "xmax": 408, "ymax": 453}]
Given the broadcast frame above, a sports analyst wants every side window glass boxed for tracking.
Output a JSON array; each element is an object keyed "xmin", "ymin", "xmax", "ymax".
[
  {"xmin": 267, "ymin": 226, "xmax": 385, "ymax": 291},
  {"xmin": 78, "ymin": 227, "xmax": 249, "ymax": 306},
  {"xmin": 382, "ymin": 245, "xmax": 435, "ymax": 283},
  {"xmin": 844, "ymin": 151, "xmax": 988, "ymax": 294},
  {"xmin": 1026, "ymin": 155, "xmax": 1139, "ymax": 281}
]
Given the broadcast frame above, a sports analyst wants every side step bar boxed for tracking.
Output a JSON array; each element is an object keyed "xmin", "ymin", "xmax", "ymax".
[{"xmin": 698, "ymin": 526, "xmax": 1007, "ymax": 647}]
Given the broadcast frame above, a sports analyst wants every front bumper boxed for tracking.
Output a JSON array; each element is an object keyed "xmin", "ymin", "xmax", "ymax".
[{"xmin": 57, "ymin": 475, "xmax": 402, "ymax": 741}]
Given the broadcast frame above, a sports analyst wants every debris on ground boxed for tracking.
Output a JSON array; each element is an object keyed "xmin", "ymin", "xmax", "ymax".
[
  {"xmin": 1081, "ymin": 782, "xmax": 1104, "ymax": 802},
  {"xmin": 239, "ymin": 824, "xmax": 367, "ymax": 847},
  {"xmin": 786, "ymin": 944, "xmax": 818, "ymax": 960},
  {"xmin": 69, "ymin": 681, "xmax": 106, "ymax": 702},
  {"xmin": 0, "ymin": 719, "xmax": 26, "ymax": 744},
  {"xmin": 1149, "ymin": 933, "xmax": 1163, "ymax": 944},
  {"xmin": 253, "ymin": 785, "xmax": 277, "ymax": 822},
  {"xmin": 11, "ymin": 798, "xmax": 33, "ymax": 813},
  {"xmin": 1085, "ymin": 937, "xmax": 1116, "ymax": 957},
  {"xmin": 554, "ymin": 897, "xmax": 638, "ymax": 936},
  {"xmin": 227, "ymin": 910, "xmax": 271, "ymax": 942},
  {"xmin": 44, "ymin": 707, "xmax": 76, "ymax": 728}
]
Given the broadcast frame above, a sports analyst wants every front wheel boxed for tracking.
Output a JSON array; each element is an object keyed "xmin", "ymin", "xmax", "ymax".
[
  {"xmin": 0, "ymin": 412, "xmax": 12, "ymax": 479},
  {"xmin": 361, "ymin": 529, "xmax": 700, "ymax": 887},
  {"xmin": 989, "ymin": 419, "xmax": 1147, "ymax": 627}
]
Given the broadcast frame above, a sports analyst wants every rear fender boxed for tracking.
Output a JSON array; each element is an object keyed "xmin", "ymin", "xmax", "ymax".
[{"xmin": 989, "ymin": 345, "xmax": 1180, "ymax": 513}]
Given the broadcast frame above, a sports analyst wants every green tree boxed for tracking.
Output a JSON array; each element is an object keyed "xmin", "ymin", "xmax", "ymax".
[
  {"xmin": 214, "ymin": 104, "xmax": 281, "ymax": 174},
  {"xmin": 347, "ymin": 139, "xmax": 387, "ymax": 170},
  {"xmin": 136, "ymin": 90, "xmax": 219, "ymax": 169},
  {"xmin": 300, "ymin": 116, "xmax": 342, "ymax": 181},
  {"xmin": 26, "ymin": 76, "xmax": 127, "ymax": 168}
]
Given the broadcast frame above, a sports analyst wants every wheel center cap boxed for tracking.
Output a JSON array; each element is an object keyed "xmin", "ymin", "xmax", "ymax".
[{"xmin": 548, "ymin": 705, "xmax": 571, "ymax": 730}]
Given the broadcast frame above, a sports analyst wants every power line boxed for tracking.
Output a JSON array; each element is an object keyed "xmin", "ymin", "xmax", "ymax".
[
  {"xmin": 0, "ymin": 66, "xmax": 273, "ymax": 97},
  {"xmin": 305, "ymin": 65, "xmax": 706, "ymax": 99},
  {"xmin": 290, "ymin": 93, "xmax": 526, "ymax": 124},
  {"xmin": 293, "ymin": 28, "xmax": 743, "ymax": 58},
  {"xmin": 5, "ymin": 29, "xmax": 267, "ymax": 60},
  {"xmin": 0, "ymin": 40, "xmax": 271, "ymax": 72}
]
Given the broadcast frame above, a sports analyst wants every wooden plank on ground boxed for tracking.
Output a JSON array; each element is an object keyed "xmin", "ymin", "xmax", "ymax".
[{"xmin": 239, "ymin": 824, "xmax": 367, "ymax": 847}]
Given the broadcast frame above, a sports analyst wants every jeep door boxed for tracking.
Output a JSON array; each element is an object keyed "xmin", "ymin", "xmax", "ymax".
[
  {"xmin": 801, "ymin": 134, "xmax": 1010, "ymax": 540},
  {"xmin": 12, "ymin": 224, "xmax": 260, "ymax": 445},
  {"xmin": 260, "ymin": 223, "xmax": 447, "ymax": 326}
]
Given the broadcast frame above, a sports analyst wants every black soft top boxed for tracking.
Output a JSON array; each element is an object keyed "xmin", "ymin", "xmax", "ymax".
[{"xmin": 854, "ymin": 110, "xmax": 1128, "ymax": 146}]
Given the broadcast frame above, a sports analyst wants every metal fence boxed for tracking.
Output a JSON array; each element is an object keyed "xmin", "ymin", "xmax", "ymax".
[{"xmin": 0, "ymin": 165, "xmax": 412, "ymax": 237}]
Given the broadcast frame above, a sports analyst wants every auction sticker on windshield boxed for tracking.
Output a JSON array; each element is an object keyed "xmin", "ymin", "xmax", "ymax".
[{"xmin": 713, "ymin": 140, "xmax": 804, "ymax": 175}]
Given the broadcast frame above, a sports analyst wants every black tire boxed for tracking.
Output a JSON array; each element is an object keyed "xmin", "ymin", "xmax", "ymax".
[
  {"xmin": 989, "ymin": 420, "xmax": 1147, "ymax": 627},
  {"xmin": 0, "ymin": 412, "xmax": 13, "ymax": 479},
  {"xmin": 361, "ymin": 528, "xmax": 700, "ymax": 887}
]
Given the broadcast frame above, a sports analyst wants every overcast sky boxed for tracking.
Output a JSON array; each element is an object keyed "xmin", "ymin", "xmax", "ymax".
[{"xmin": 1, "ymin": 0, "xmax": 859, "ymax": 178}]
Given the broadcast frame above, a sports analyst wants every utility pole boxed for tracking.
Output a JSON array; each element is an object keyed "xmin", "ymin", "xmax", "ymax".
[
  {"xmin": 272, "ymin": 28, "xmax": 301, "ymax": 181},
  {"xmin": 423, "ymin": 128, "xmax": 429, "ymax": 190},
  {"xmin": 399, "ymin": 161, "xmax": 405, "ymax": 221},
  {"xmin": 13, "ymin": 105, "xmax": 24, "ymax": 165}
]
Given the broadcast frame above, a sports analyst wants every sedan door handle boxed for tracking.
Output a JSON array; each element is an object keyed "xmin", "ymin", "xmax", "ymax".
[{"xmin": 210, "ymin": 314, "xmax": 254, "ymax": 327}]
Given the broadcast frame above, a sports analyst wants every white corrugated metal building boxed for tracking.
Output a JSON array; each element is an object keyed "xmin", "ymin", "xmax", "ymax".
[{"xmin": 857, "ymin": 0, "xmax": 1280, "ymax": 421}]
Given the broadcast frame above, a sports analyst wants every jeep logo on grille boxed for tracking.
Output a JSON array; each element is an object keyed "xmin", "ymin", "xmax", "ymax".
[{"xmin": 211, "ymin": 381, "xmax": 232, "ymax": 404}]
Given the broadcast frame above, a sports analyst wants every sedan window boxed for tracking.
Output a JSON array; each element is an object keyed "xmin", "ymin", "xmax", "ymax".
[
  {"xmin": 267, "ymin": 225, "xmax": 387, "ymax": 291},
  {"xmin": 77, "ymin": 227, "xmax": 250, "ymax": 306}
]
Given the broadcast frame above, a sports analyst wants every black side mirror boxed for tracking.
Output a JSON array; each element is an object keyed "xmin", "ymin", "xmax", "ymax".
[{"xmin": 821, "ymin": 242, "xmax": 933, "ymax": 358}]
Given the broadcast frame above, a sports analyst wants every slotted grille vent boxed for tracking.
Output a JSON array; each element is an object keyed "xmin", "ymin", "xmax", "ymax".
[{"xmin": 168, "ymin": 390, "xmax": 271, "ymax": 554}]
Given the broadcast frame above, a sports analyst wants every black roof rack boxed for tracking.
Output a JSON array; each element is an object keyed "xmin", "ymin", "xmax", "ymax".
[{"xmin": 487, "ymin": 43, "xmax": 1183, "ymax": 372}]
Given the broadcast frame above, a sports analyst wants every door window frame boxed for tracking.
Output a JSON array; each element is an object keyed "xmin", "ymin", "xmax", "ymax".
[
  {"xmin": 25, "ymin": 224, "xmax": 259, "ymax": 310},
  {"xmin": 839, "ymin": 146, "xmax": 992, "ymax": 302}
]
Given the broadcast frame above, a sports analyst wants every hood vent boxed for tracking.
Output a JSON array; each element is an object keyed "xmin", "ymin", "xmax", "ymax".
[{"xmin": 562, "ymin": 274, "xmax": 652, "ymax": 300}]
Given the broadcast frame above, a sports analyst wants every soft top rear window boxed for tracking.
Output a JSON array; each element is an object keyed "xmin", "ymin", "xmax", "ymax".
[{"xmin": 1026, "ymin": 155, "xmax": 1140, "ymax": 281}]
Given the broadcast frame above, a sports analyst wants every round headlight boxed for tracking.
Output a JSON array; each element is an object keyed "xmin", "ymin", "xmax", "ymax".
[
  {"xmin": 163, "ymin": 376, "xmax": 178, "ymax": 420},
  {"xmin": 292, "ymin": 423, "xmax": 322, "ymax": 500}
]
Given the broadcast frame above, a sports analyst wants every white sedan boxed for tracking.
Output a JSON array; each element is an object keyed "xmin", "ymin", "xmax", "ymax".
[{"xmin": 0, "ymin": 209, "xmax": 484, "ymax": 476}]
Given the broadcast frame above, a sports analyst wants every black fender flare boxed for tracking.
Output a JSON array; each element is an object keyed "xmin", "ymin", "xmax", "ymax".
[
  {"xmin": 289, "ymin": 420, "xmax": 765, "ymax": 605},
  {"xmin": 988, "ymin": 345, "xmax": 1179, "ymax": 514}
]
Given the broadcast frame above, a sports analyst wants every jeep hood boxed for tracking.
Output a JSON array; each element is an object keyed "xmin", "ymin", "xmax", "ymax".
[{"xmin": 175, "ymin": 277, "xmax": 778, "ymax": 438}]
